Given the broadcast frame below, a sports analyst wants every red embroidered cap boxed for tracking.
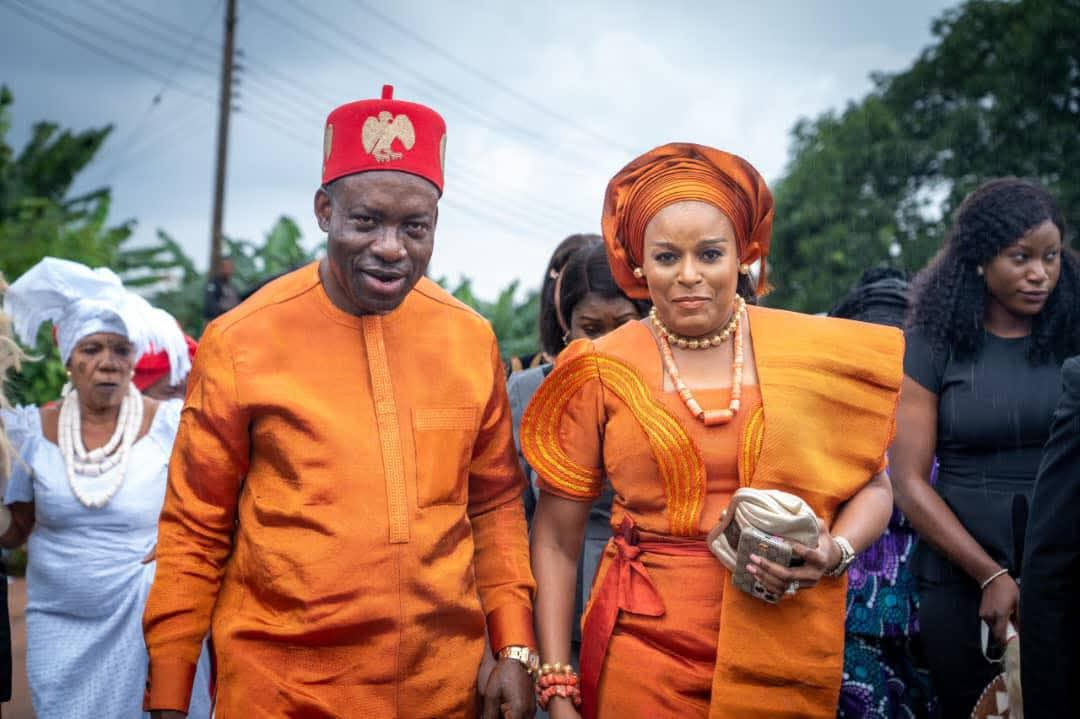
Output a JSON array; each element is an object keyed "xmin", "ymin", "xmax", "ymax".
[{"xmin": 321, "ymin": 85, "xmax": 447, "ymax": 193}]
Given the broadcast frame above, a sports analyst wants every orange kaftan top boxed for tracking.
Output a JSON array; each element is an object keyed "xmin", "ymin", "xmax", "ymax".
[
  {"xmin": 143, "ymin": 263, "xmax": 535, "ymax": 718},
  {"xmin": 522, "ymin": 306, "xmax": 902, "ymax": 719}
]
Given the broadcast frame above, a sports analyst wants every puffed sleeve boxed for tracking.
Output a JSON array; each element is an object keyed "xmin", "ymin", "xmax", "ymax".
[
  {"xmin": 1, "ymin": 406, "xmax": 41, "ymax": 504},
  {"xmin": 520, "ymin": 339, "xmax": 606, "ymax": 501}
]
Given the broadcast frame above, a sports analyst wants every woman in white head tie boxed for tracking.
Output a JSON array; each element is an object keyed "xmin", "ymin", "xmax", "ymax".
[{"xmin": 0, "ymin": 258, "xmax": 211, "ymax": 719}]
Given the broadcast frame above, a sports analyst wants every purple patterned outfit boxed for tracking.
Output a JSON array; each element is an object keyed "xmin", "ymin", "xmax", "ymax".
[{"xmin": 838, "ymin": 497, "xmax": 938, "ymax": 718}]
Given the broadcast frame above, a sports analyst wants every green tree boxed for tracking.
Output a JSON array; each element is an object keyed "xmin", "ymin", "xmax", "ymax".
[
  {"xmin": 0, "ymin": 88, "xmax": 133, "ymax": 281},
  {"xmin": 1, "ymin": 84, "xmax": 538, "ymax": 394},
  {"xmin": 0, "ymin": 87, "xmax": 321, "ymax": 401},
  {"xmin": 126, "ymin": 217, "xmax": 322, "ymax": 338},
  {"xmin": 0, "ymin": 86, "xmax": 135, "ymax": 405},
  {"xmin": 768, "ymin": 0, "xmax": 1080, "ymax": 313},
  {"xmin": 223, "ymin": 216, "xmax": 320, "ymax": 292},
  {"xmin": 119, "ymin": 230, "xmax": 205, "ymax": 335},
  {"xmin": 448, "ymin": 278, "xmax": 540, "ymax": 363}
]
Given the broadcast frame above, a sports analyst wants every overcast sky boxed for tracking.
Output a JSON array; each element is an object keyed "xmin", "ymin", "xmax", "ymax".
[{"xmin": 2, "ymin": 0, "xmax": 956, "ymax": 298}]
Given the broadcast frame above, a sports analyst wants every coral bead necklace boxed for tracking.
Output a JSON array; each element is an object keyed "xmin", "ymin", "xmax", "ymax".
[{"xmin": 654, "ymin": 296, "xmax": 745, "ymax": 426}]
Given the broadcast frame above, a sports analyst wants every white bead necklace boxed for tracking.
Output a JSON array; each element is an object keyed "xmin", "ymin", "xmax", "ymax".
[{"xmin": 58, "ymin": 382, "xmax": 143, "ymax": 508}]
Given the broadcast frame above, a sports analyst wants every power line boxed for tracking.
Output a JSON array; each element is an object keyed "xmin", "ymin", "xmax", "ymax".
[
  {"xmin": 233, "ymin": 95, "xmax": 315, "ymax": 148},
  {"xmin": 113, "ymin": 4, "xmax": 593, "ymax": 243},
  {"xmin": 223, "ymin": 4, "xmax": 591, "ymax": 229},
  {"xmin": 231, "ymin": 67, "xmax": 336, "ymax": 128},
  {"xmin": 444, "ymin": 181, "xmax": 573, "ymax": 239},
  {"xmin": 96, "ymin": 102, "xmax": 210, "ymax": 180},
  {"xmin": 352, "ymin": 0, "xmax": 635, "ymax": 156},
  {"xmin": 1, "ymin": 2, "xmax": 311, "ymax": 156},
  {"xmin": 82, "ymin": 0, "xmax": 223, "ymax": 70},
  {"xmin": 66, "ymin": 2, "xmax": 325, "ymax": 145},
  {"xmin": 111, "ymin": 0, "xmax": 222, "ymax": 55},
  {"xmin": 208, "ymin": 79, "xmax": 586, "ymax": 232},
  {"xmin": 4, "ymin": 0, "xmax": 587, "ymax": 246},
  {"xmin": 107, "ymin": 113, "xmax": 210, "ymax": 181},
  {"xmin": 439, "ymin": 196, "xmax": 561, "ymax": 246},
  {"xmin": 258, "ymin": 0, "xmax": 580, "ymax": 154},
  {"xmin": 247, "ymin": 0, "xmax": 605, "ymax": 188},
  {"xmin": 18, "ymin": 1, "xmax": 221, "ymax": 79},
  {"xmin": 93, "ymin": 0, "xmax": 224, "ymax": 184},
  {"xmin": 200, "ymin": 65, "xmax": 587, "ymax": 232},
  {"xmin": 0, "ymin": 1, "xmax": 217, "ymax": 105},
  {"xmin": 239, "ymin": 54, "xmax": 339, "ymax": 112},
  {"xmin": 74, "ymin": 0, "xmax": 319, "ymax": 139},
  {"xmin": 446, "ymin": 161, "xmax": 585, "ymax": 231}
]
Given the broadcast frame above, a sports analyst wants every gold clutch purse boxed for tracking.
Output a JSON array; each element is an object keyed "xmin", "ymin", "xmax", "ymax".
[{"xmin": 707, "ymin": 488, "xmax": 821, "ymax": 603}]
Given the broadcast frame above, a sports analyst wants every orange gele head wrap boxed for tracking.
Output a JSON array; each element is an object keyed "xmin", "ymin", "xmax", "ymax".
[{"xmin": 601, "ymin": 142, "xmax": 775, "ymax": 300}]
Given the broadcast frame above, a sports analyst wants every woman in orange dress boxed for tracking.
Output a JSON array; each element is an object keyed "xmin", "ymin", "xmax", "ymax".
[{"xmin": 522, "ymin": 143, "xmax": 903, "ymax": 719}]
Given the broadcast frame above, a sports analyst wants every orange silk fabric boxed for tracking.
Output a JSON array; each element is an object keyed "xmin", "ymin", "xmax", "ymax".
[
  {"xmin": 601, "ymin": 143, "xmax": 775, "ymax": 300},
  {"xmin": 521, "ymin": 307, "xmax": 903, "ymax": 718},
  {"xmin": 143, "ymin": 263, "xmax": 535, "ymax": 717}
]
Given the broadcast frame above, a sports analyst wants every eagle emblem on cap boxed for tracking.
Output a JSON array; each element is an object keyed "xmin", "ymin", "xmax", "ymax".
[{"xmin": 362, "ymin": 111, "xmax": 415, "ymax": 163}]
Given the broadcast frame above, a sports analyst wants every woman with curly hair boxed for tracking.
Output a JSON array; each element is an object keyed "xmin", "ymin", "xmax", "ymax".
[{"xmin": 891, "ymin": 177, "xmax": 1080, "ymax": 717}]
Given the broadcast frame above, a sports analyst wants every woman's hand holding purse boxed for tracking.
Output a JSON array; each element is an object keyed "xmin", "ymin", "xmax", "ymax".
[
  {"xmin": 743, "ymin": 520, "xmax": 842, "ymax": 599},
  {"xmin": 708, "ymin": 488, "xmax": 849, "ymax": 602}
]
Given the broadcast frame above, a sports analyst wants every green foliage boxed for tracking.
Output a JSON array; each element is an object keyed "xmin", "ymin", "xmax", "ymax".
[
  {"xmin": 0, "ymin": 88, "xmax": 133, "ymax": 282},
  {"xmin": 0, "ymin": 86, "xmax": 134, "ymax": 406},
  {"xmin": 123, "ymin": 217, "xmax": 321, "ymax": 339},
  {"xmin": 768, "ymin": 0, "xmax": 1080, "ymax": 312},
  {"xmin": 121, "ymin": 230, "xmax": 206, "ymax": 336},
  {"xmin": 3, "ymin": 328, "xmax": 67, "ymax": 408},
  {"xmin": 444, "ymin": 277, "xmax": 540, "ymax": 362},
  {"xmin": 0, "ymin": 87, "xmax": 320, "ymax": 403},
  {"xmin": 222, "ymin": 216, "xmax": 321, "ymax": 291}
]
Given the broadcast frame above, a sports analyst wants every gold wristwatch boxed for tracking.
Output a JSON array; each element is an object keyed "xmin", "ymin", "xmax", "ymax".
[
  {"xmin": 826, "ymin": 536, "xmax": 856, "ymax": 577},
  {"xmin": 497, "ymin": 645, "xmax": 540, "ymax": 679}
]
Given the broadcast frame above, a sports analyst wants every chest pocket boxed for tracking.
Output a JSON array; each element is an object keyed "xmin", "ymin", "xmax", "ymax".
[{"xmin": 413, "ymin": 407, "xmax": 478, "ymax": 507}]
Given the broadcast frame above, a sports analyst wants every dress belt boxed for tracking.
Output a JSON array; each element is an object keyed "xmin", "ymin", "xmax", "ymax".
[{"xmin": 579, "ymin": 516, "xmax": 713, "ymax": 719}]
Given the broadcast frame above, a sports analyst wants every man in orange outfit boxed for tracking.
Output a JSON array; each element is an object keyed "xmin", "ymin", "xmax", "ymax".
[{"xmin": 144, "ymin": 85, "xmax": 538, "ymax": 718}]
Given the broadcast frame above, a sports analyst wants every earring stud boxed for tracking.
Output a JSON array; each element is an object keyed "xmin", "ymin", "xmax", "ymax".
[
  {"xmin": 739, "ymin": 264, "xmax": 750, "ymax": 275},
  {"xmin": 632, "ymin": 267, "xmax": 644, "ymax": 279}
]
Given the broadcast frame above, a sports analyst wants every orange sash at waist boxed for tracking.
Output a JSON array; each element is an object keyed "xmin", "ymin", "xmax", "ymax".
[{"xmin": 579, "ymin": 516, "xmax": 714, "ymax": 719}]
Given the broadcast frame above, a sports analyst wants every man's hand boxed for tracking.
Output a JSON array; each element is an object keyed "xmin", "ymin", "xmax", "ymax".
[
  {"xmin": 150, "ymin": 711, "xmax": 186, "ymax": 719},
  {"xmin": 481, "ymin": 658, "xmax": 535, "ymax": 719}
]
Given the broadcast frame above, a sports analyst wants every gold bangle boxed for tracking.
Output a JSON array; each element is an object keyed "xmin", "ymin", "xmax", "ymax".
[{"xmin": 538, "ymin": 662, "xmax": 576, "ymax": 678}]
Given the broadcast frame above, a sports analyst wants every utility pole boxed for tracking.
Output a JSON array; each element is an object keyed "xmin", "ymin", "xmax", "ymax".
[{"xmin": 208, "ymin": 0, "xmax": 236, "ymax": 278}]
